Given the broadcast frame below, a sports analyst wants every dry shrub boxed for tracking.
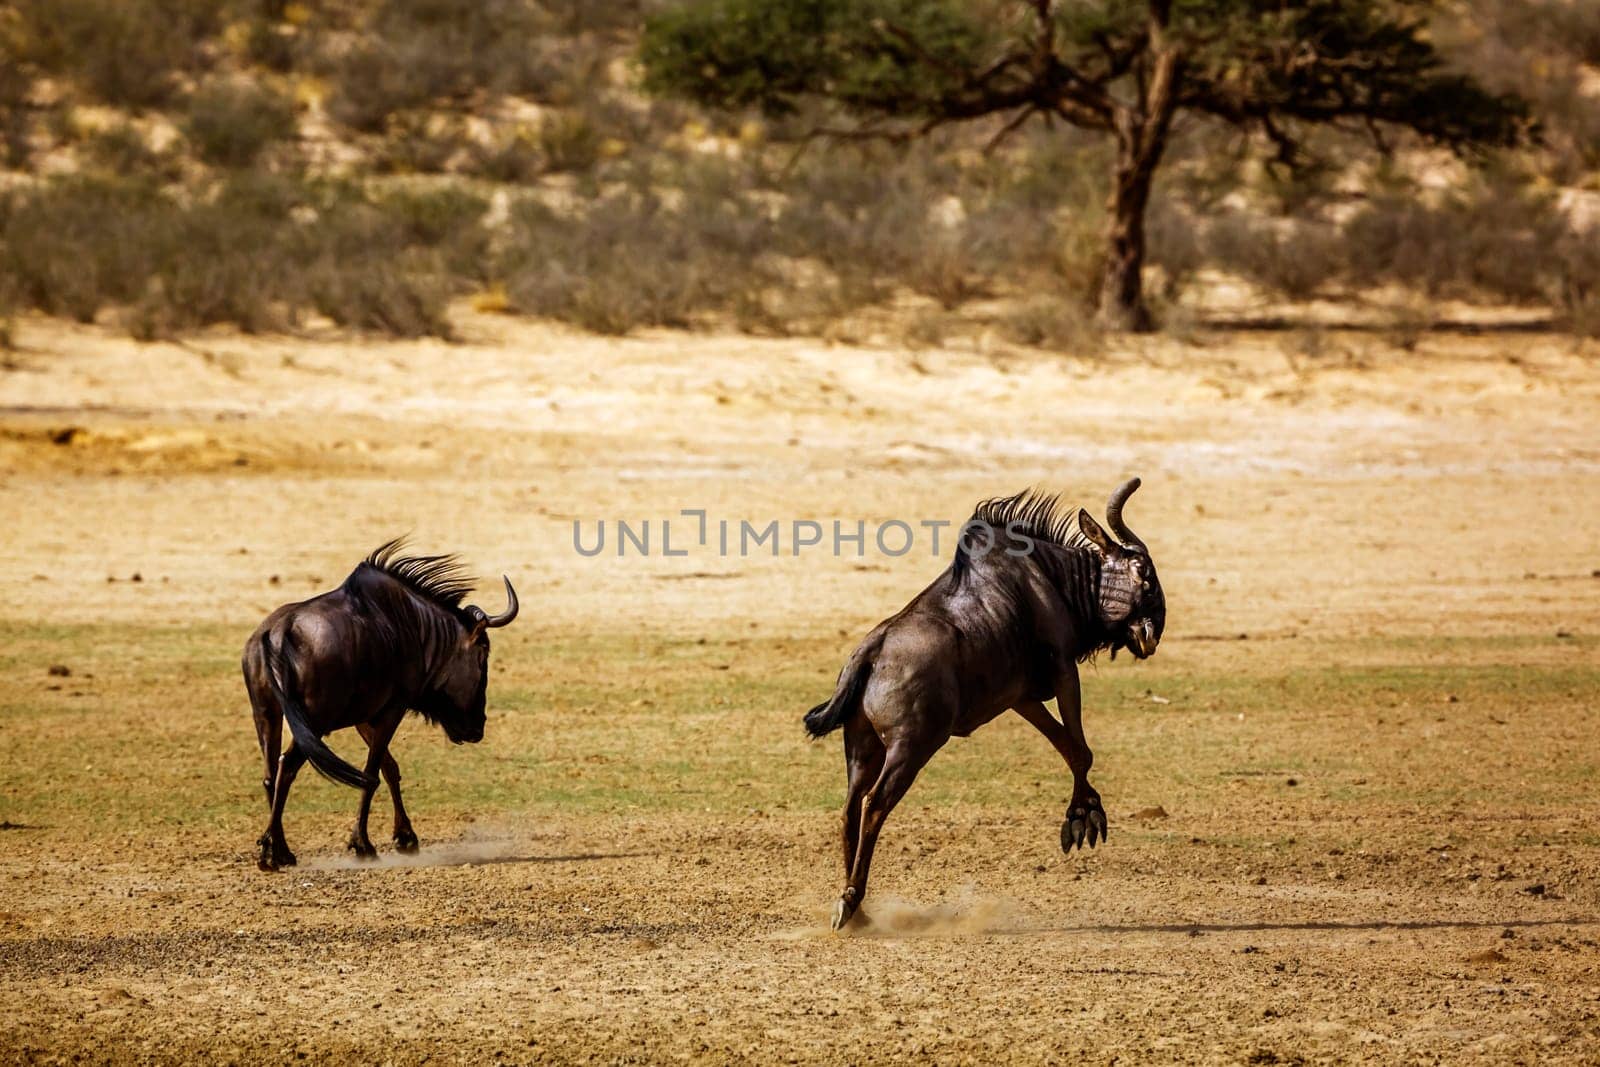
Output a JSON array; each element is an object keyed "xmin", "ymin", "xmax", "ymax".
[
  {"xmin": 10, "ymin": 0, "xmax": 219, "ymax": 108},
  {"xmin": 469, "ymin": 128, "xmax": 545, "ymax": 182},
  {"xmin": 183, "ymin": 78, "xmax": 298, "ymax": 168},
  {"xmin": 539, "ymin": 112, "xmax": 604, "ymax": 173},
  {"xmin": 0, "ymin": 176, "xmax": 481, "ymax": 339},
  {"xmin": 323, "ymin": 0, "xmax": 567, "ymax": 133},
  {"xmin": 499, "ymin": 170, "xmax": 777, "ymax": 333},
  {"xmin": 899, "ymin": 308, "xmax": 949, "ymax": 350},
  {"xmin": 1200, "ymin": 212, "xmax": 1345, "ymax": 302},
  {"xmin": 81, "ymin": 123, "xmax": 179, "ymax": 179},
  {"xmin": 996, "ymin": 296, "xmax": 1099, "ymax": 353},
  {"xmin": 1555, "ymin": 227, "xmax": 1600, "ymax": 338},
  {"xmin": 1438, "ymin": 0, "xmax": 1600, "ymax": 180},
  {"xmin": 1341, "ymin": 183, "xmax": 1567, "ymax": 305}
]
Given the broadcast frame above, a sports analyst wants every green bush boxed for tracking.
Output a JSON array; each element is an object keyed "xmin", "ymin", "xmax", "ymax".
[{"xmin": 183, "ymin": 79, "xmax": 298, "ymax": 168}]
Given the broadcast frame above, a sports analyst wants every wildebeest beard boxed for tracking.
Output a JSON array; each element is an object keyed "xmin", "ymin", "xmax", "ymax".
[{"xmin": 414, "ymin": 671, "xmax": 486, "ymax": 743}]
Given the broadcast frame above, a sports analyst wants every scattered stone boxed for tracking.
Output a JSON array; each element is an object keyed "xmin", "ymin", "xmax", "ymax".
[
  {"xmin": 1524, "ymin": 883, "xmax": 1546, "ymax": 896},
  {"xmin": 46, "ymin": 664, "xmax": 70, "ymax": 677},
  {"xmin": 1466, "ymin": 949, "xmax": 1509, "ymax": 965},
  {"xmin": 1129, "ymin": 805, "xmax": 1169, "ymax": 821},
  {"xmin": 1286, "ymin": 778, "xmax": 1298, "ymax": 787}
]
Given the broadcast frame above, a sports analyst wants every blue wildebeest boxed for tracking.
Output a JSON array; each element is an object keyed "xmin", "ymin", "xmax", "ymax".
[
  {"xmin": 804, "ymin": 479, "xmax": 1165, "ymax": 929},
  {"xmin": 243, "ymin": 540, "xmax": 518, "ymax": 870}
]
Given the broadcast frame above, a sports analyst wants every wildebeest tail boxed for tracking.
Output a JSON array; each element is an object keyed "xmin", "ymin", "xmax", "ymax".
[
  {"xmin": 263, "ymin": 633, "xmax": 373, "ymax": 790},
  {"xmin": 803, "ymin": 638, "xmax": 878, "ymax": 738}
]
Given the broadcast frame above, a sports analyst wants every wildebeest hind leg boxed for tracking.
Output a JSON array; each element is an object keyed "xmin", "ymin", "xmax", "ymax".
[
  {"xmin": 834, "ymin": 741, "xmax": 934, "ymax": 932},
  {"xmin": 839, "ymin": 715, "xmax": 886, "ymax": 900},
  {"xmin": 250, "ymin": 688, "xmax": 282, "ymax": 809},
  {"xmin": 258, "ymin": 742, "xmax": 305, "ymax": 871}
]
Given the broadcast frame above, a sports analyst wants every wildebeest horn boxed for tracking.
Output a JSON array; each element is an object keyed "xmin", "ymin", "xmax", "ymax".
[
  {"xmin": 1105, "ymin": 477, "xmax": 1147, "ymax": 551},
  {"xmin": 480, "ymin": 576, "xmax": 519, "ymax": 628}
]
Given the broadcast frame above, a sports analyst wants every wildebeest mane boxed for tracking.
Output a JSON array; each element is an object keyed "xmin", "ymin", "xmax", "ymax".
[
  {"xmin": 970, "ymin": 489, "xmax": 1092, "ymax": 552},
  {"xmin": 948, "ymin": 489, "xmax": 1108, "ymax": 659},
  {"xmin": 356, "ymin": 537, "xmax": 476, "ymax": 611},
  {"xmin": 951, "ymin": 488, "xmax": 1092, "ymax": 580}
]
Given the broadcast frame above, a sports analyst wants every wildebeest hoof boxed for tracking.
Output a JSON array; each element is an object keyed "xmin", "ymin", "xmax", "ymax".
[
  {"xmin": 392, "ymin": 828, "xmax": 419, "ymax": 853},
  {"xmin": 1061, "ymin": 797, "xmax": 1107, "ymax": 853},
  {"xmin": 831, "ymin": 890, "xmax": 860, "ymax": 932},
  {"xmin": 346, "ymin": 836, "xmax": 378, "ymax": 861},
  {"xmin": 257, "ymin": 835, "xmax": 277, "ymax": 872}
]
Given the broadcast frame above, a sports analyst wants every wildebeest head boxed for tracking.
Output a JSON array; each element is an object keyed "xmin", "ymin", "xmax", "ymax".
[
  {"xmin": 1077, "ymin": 478, "xmax": 1164, "ymax": 659},
  {"xmin": 421, "ymin": 577, "xmax": 519, "ymax": 743}
]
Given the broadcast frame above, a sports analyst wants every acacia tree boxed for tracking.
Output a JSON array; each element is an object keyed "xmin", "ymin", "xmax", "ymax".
[{"xmin": 640, "ymin": 0, "xmax": 1530, "ymax": 330}]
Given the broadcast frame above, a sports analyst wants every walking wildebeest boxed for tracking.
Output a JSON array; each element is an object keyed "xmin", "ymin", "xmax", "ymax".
[
  {"xmin": 804, "ymin": 478, "xmax": 1165, "ymax": 930},
  {"xmin": 243, "ymin": 540, "xmax": 518, "ymax": 870}
]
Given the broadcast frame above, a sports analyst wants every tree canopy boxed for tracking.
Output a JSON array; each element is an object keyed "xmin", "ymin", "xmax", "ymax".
[{"xmin": 641, "ymin": 0, "xmax": 1532, "ymax": 329}]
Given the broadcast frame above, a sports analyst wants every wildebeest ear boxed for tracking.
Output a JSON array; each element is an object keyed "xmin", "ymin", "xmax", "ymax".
[{"xmin": 1077, "ymin": 509, "xmax": 1115, "ymax": 553}]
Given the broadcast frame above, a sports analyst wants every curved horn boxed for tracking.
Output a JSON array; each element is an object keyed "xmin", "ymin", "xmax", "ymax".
[
  {"xmin": 482, "ymin": 576, "xmax": 519, "ymax": 628},
  {"xmin": 1104, "ymin": 477, "xmax": 1147, "ymax": 551}
]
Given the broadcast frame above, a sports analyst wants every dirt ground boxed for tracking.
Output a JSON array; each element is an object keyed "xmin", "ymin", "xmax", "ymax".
[{"xmin": 1, "ymin": 313, "xmax": 1599, "ymax": 1064}]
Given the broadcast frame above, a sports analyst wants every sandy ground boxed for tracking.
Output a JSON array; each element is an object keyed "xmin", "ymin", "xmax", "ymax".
[{"xmin": 1, "ymin": 313, "xmax": 1599, "ymax": 1063}]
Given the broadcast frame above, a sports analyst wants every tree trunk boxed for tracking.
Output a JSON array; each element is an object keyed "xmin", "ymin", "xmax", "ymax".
[
  {"xmin": 1094, "ymin": 26, "xmax": 1182, "ymax": 333},
  {"xmin": 1096, "ymin": 148, "xmax": 1157, "ymax": 333}
]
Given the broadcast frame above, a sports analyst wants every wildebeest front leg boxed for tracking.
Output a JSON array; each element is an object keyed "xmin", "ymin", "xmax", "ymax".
[
  {"xmin": 347, "ymin": 719, "xmax": 401, "ymax": 859},
  {"xmin": 379, "ymin": 749, "xmax": 418, "ymax": 852},
  {"xmin": 258, "ymin": 742, "xmax": 306, "ymax": 871},
  {"xmin": 1015, "ymin": 671, "xmax": 1105, "ymax": 852}
]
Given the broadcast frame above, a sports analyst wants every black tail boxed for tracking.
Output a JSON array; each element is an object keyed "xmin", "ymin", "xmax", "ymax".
[
  {"xmin": 803, "ymin": 639, "xmax": 877, "ymax": 738},
  {"xmin": 263, "ymin": 634, "xmax": 372, "ymax": 790}
]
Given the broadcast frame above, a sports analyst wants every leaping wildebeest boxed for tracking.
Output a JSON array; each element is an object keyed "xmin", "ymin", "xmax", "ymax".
[
  {"xmin": 243, "ymin": 540, "xmax": 519, "ymax": 870},
  {"xmin": 805, "ymin": 478, "xmax": 1165, "ymax": 930}
]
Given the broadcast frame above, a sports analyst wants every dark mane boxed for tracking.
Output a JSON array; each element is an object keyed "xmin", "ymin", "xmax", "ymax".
[
  {"xmin": 951, "ymin": 489, "xmax": 1092, "ymax": 580},
  {"xmin": 968, "ymin": 488, "xmax": 1092, "ymax": 552},
  {"xmin": 946, "ymin": 489, "xmax": 1108, "ymax": 657},
  {"xmin": 356, "ymin": 537, "xmax": 476, "ymax": 609}
]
